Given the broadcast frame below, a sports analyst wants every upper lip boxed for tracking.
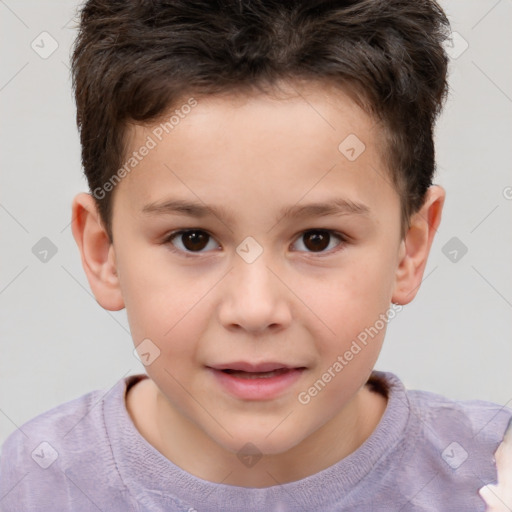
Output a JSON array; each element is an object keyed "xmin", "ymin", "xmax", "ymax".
[{"xmin": 208, "ymin": 362, "xmax": 302, "ymax": 372}]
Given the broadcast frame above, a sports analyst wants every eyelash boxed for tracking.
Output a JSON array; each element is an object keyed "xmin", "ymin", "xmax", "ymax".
[{"xmin": 162, "ymin": 229, "xmax": 348, "ymax": 258}]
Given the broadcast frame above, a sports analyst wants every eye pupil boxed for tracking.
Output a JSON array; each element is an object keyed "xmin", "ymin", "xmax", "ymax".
[
  {"xmin": 304, "ymin": 231, "xmax": 329, "ymax": 252},
  {"xmin": 183, "ymin": 231, "xmax": 208, "ymax": 251}
]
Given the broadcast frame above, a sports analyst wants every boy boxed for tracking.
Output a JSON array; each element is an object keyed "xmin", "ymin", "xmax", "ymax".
[{"xmin": 1, "ymin": 0, "xmax": 511, "ymax": 510}]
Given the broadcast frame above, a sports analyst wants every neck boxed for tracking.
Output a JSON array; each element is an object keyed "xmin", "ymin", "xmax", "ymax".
[{"xmin": 126, "ymin": 377, "xmax": 388, "ymax": 487}]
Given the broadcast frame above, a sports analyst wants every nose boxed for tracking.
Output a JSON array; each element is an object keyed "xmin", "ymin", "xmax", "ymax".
[{"xmin": 217, "ymin": 253, "xmax": 292, "ymax": 334}]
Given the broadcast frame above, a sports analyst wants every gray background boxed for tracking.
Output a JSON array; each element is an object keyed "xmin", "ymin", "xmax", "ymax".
[{"xmin": 1, "ymin": 0, "xmax": 511, "ymax": 445}]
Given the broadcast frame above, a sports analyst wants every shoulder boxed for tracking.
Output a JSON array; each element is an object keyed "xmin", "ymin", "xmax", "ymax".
[
  {"xmin": 0, "ymin": 384, "xmax": 107, "ymax": 466},
  {"xmin": 365, "ymin": 372, "xmax": 512, "ymax": 510},
  {"xmin": 406, "ymin": 386, "xmax": 512, "ymax": 450},
  {"xmin": 401, "ymin": 380, "xmax": 511, "ymax": 508},
  {"xmin": 0, "ymin": 376, "xmax": 142, "ymax": 511}
]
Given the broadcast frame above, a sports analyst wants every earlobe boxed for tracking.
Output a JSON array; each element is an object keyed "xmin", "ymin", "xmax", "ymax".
[
  {"xmin": 391, "ymin": 185, "xmax": 445, "ymax": 305},
  {"xmin": 71, "ymin": 193, "xmax": 125, "ymax": 311}
]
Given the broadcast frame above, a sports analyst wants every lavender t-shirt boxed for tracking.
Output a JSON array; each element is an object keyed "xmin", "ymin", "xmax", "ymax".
[{"xmin": 1, "ymin": 371, "xmax": 510, "ymax": 511}]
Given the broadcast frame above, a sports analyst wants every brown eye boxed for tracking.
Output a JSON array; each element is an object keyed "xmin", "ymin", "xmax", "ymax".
[
  {"xmin": 167, "ymin": 230, "xmax": 218, "ymax": 253},
  {"xmin": 303, "ymin": 230, "xmax": 330, "ymax": 252},
  {"xmin": 293, "ymin": 229, "xmax": 345, "ymax": 254},
  {"xmin": 181, "ymin": 231, "xmax": 209, "ymax": 251}
]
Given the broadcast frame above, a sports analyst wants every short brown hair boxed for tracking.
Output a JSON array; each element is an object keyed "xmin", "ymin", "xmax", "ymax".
[{"xmin": 71, "ymin": 0, "xmax": 450, "ymax": 241}]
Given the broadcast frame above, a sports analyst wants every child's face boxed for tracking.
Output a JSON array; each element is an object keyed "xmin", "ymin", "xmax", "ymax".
[{"xmin": 93, "ymin": 82, "xmax": 414, "ymax": 456}]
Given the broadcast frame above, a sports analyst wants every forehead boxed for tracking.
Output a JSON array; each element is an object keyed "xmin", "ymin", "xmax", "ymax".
[{"xmin": 115, "ymin": 81, "xmax": 396, "ymax": 224}]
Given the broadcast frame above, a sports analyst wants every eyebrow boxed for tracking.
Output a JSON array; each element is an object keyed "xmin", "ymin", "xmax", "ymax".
[{"xmin": 141, "ymin": 197, "xmax": 371, "ymax": 223}]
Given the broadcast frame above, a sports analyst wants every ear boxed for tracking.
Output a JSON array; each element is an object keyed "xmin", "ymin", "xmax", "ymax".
[
  {"xmin": 71, "ymin": 192, "xmax": 125, "ymax": 311},
  {"xmin": 392, "ymin": 185, "xmax": 445, "ymax": 305}
]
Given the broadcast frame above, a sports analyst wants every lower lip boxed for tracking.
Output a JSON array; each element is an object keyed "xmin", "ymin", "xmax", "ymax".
[{"xmin": 208, "ymin": 368, "xmax": 305, "ymax": 400}]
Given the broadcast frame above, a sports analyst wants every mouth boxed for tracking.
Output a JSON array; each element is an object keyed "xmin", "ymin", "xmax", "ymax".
[
  {"xmin": 206, "ymin": 362, "xmax": 307, "ymax": 400},
  {"xmin": 219, "ymin": 368, "xmax": 294, "ymax": 379}
]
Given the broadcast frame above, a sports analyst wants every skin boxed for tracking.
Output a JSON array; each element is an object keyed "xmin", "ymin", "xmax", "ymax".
[{"xmin": 71, "ymin": 80, "xmax": 444, "ymax": 487}]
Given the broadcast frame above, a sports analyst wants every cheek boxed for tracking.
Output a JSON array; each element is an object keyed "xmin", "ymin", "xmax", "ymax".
[
  {"xmin": 297, "ymin": 253, "xmax": 396, "ymax": 348},
  {"xmin": 117, "ymin": 250, "xmax": 209, "ymax": 347}
]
